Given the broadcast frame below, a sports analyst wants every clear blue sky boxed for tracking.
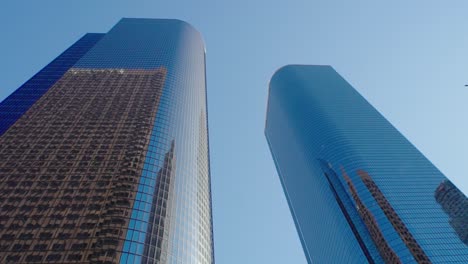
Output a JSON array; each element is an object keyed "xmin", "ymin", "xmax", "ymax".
[{"xmin": 1, "ymin": 1, "xmax": 468, "ymax": 263}]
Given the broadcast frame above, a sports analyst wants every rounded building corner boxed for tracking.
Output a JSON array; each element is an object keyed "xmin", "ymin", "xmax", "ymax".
[
  {"xmin": 172, "ymin": 19, "xmax": 206, "ymax": 52},
  {"xmin": 269, "ymin": 64, "xmax": 334, "ymax": 90},
  {"xmin": 269, "ymin": 65, "xmax": 297, "ymax": 86},
  {"xmin": 118, "ymin": 18, "xmax": 206, "ymax": 52}
]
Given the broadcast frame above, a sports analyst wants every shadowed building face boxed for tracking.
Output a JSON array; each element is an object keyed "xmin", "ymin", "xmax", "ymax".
[{"xmin": 265, "ymin": 65, "xmax": 468, "ymax": 263}]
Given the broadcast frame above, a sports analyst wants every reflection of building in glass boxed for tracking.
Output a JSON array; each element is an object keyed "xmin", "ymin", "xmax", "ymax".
[
  {"xmin": 143, "ymin": 141, "xmax": 176, "ymax": 263},
  {"xmin": 0, "ymin": 34, "xmax": 104, "ymax": 136},
  {"xmin": 435, "ymin": 180, "xmax": 468, "ymax": 244},
  {"xmin": 342, "ymin": 169, "xmax": 401, "ymax": 264},
  {"xmin": 265, "ymin": 65, "xmax": 468, "ymax": 263},
  {"xmin": 0, "ymin": 68, "xmax": 166, "ymax": 263},
  {"xmin": 357, "ymin": 170, "xmax": 430, "ymax": 264},
  {"xmin": 317, "ymin": 160, "xmax": 378, "ymax": 264},
  {"xmin": 0, "ymin": 18, "xmax": 213, "ymax": 264}
]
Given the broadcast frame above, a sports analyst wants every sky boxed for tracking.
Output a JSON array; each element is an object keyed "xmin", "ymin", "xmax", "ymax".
[{"xmin": 1, "ymin": 1, "xmax": 468, "ymax": 263}]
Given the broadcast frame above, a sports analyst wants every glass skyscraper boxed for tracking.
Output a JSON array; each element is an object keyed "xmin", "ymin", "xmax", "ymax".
[
  {"xmin": 265, "ymin": 65, "xmax": 468, "ymax": 263},
  {"xmin": 0, "ymin": 18, "xmax": 214, "ymax": 264}
]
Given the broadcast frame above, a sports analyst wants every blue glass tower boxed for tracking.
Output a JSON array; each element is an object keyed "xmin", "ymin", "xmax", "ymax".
[
  {"xmin": 0, "ymin": 18, "xmax": 214, "ymax": 264},
  {"xmin": 265, "ymin": 65, "xmax": 468, "ymax": 263}
]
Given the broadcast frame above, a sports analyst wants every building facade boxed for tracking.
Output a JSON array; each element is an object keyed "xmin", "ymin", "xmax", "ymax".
[
  {"xmin": 0, "ymin": 18, "xmax": 214, "ymax": 264},
  {"xmin": 265, "ymin": 65, "xmax": 468, "ymax": 263}
]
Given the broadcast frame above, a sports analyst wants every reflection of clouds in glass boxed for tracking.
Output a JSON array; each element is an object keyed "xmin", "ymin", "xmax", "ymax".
[{"xmin": 435, "ymin": 180, "xmax": 468, "ymax": 245}]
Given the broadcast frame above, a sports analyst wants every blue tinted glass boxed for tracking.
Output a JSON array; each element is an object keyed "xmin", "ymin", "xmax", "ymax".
[
  {"xmin": 0, "ymin": 19, "xmax": 213, "ymax": 264},
  {"xmin": 265, "ymin": 65, "xmax": 468, "ymax": 263},
  {"xmin": 73, "ymin": 18, "xmax": 213, "ymax": 263}
]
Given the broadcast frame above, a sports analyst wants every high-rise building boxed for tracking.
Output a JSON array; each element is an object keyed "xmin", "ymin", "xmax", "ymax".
[
  {"xmin": 265, "ymin": 65, "xmax": 468, "ymax": 263},
  {"xmin": 0, "ymin": 18, "xmax": 214, "ymax": 264}
]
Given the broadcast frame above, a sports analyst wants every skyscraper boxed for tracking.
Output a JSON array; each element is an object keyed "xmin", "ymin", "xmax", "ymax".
[
  {"xmin": 0, "ymin": 18, "xmax": 214, "ymax": 264},
  {"xmin": 265, "ymin": 65, "xmax": 468, "ymax": 263}
]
